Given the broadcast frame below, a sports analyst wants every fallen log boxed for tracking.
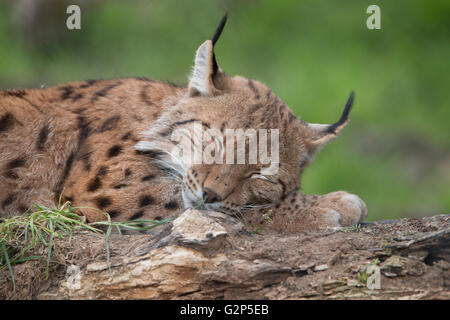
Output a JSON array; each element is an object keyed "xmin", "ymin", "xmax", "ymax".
[{"xmin": 1, "ymin": 210, "xmax": 449, "ymax": 300}]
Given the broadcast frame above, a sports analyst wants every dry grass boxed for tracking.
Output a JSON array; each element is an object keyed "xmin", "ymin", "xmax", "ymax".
[{"xmin": 0, "ymin": 196, "xmax": 173, "ymax": 294}]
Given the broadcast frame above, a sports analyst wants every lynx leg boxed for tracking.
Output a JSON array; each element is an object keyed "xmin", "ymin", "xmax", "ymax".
[
  {"xmin": 315, "ymin": 191, "xmax": 368, "ymax": 227},
  {"xmin": 268, "ymin": 191, "xmax": 367, "ymax": 233}
]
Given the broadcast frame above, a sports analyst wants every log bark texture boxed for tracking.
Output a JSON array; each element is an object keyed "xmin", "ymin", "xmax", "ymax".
[{"xmin": 3, "ymin": 210, "xmax": 449, "ymax": 300}]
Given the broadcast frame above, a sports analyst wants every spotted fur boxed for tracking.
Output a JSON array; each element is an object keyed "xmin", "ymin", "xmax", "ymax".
[{"xmin": 0, "ymin": 16, "xmax": 367, "ymax": 230}]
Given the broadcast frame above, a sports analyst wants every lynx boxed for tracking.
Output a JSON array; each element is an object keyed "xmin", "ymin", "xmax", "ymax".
[{"xmin": 0, "ymin": 16, "xmax": 367, "ymax": 231}]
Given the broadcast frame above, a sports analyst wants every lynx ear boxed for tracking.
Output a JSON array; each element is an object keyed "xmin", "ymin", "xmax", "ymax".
[
  {"xmin": 188, "ymin": 40, "xmax": 217, "ymax": 96},
  {"xmin": 306, "ymin": 92, "xmax": 354, "ymax": 151},
  {"xmin": 188, "ymin": 14, "xmax": 228, "ymax": 97}
]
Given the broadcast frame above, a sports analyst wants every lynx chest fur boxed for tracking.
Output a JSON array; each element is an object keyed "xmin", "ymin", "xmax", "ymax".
[{"xmin": 0, "ymin": 17, "xmax": 367, "ymax": 231}]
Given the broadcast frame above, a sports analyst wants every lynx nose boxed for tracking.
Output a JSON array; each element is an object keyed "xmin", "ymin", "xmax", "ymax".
[{"xmin": 203, "ymin": 188, "xmax": 222, "ymax": 203}]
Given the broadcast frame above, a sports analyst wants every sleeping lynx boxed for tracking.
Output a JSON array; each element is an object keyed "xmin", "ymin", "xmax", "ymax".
[{"xmin": 0, "ymin": 16, "xmax": 367, "ymax": 231}]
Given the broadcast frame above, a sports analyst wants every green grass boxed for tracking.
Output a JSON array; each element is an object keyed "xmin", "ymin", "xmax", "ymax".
[
  {"xmin": 338, "ymin": 224, "xmax": 362, "ymax": 233},
  {"xmin": 357, "ymin": 258, "xmax": 380, "ymax": 284},
  {"xmin": 0, "ymin": 198, "xmax": 173, "ymax": 291}
]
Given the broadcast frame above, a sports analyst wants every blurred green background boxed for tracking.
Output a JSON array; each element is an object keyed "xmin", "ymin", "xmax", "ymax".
[{"xmin": 0, "ymin": 0, "xmax": 449, "ymax": 221}]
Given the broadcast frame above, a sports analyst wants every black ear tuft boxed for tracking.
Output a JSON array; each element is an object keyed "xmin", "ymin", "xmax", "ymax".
[
  {"xmin": 327, "ymin": 91, "xmax": 354, "ymax": 134},
  {"xmin": 211, "ymin": 14, "xmax": 228, "ymax": 76},
  {"xmin": 212, "ymin": 13, "xmax": 228, "ymax": 46}
]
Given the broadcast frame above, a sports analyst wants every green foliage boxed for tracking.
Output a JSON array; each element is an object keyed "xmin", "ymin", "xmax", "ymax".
[
  {"xmin": 339, "ymin": 224, "xmax": 362, "ymax": 233},
  {"xmin": 0, "ymin": 0, "xmax": 448, "ymax": 220},
  {"xmin": 357, "ymin": 258, "xmax": 380, "ymax": 284},
  {"xmin": 0, "ymin": 200, "xmax": 173, "ymax": 290}
]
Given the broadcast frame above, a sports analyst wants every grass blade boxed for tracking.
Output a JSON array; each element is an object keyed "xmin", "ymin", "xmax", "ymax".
[
  {"xmin": 45, "ymin": 220, "xmax": 54, "ymax": 280},
  {"xmin": 1, "ymin": 242, "xmax": 15, "ymax": 292},
  {"xmin": 105, "ymin": 225, "xmax": 112, "ymax": 277}
]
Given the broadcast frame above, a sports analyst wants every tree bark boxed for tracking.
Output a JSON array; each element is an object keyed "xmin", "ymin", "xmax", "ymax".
[{"xmin": 3, "ymin": 210, "xmax": 449, "ymax": 300}]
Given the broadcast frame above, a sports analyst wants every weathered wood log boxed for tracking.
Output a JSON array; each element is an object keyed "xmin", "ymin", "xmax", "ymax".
[{"xmin": 1, "ymin": 210, "xmax": 449, "ymax": 300}]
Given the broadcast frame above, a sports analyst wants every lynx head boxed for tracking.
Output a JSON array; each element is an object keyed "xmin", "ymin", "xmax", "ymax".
[{"xmin": 136, "ymin": 15, "xmax": 354, "ymax": 214}]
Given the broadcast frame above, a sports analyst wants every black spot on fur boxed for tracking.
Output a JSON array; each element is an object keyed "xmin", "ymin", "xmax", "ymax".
[
  {"xmin": 2, "ymin": 194, "xmax": 15, "ymax": 208},
  {"xmin": 113, "ymin": 184, "xmax": 128, "ymax": 189},
  {"xmin": 158, "ymin": 119, "xmax": 205, "ymax": 137},
  {"xmin": 78, "ymin": 145, "xmax": 92, "ymax": 171},
  {"xmin": 288, "ymin": 112, "xmax": 297, "ymax": 123},
  {"xmin": 86, "ymin": 166, "xmax": 107, "ymax": 192},
  {"xmin": 248, "ymin": 80, "xmax": 260, "ymax": 99},
  {"xmin": 124, "ymin": 168, "xmax": 132, "ymax": 177},
  {"xmin": 108, "ymin": 210, "xmax": 120, "ymax": 218},
  {"xmin": 97, "ymin": 166, "xmax": 108, "ymax": 177},
  {"xmin": 91, "ymin": 82, "xmax": 121, "ymax": 102},
  {"xmin": 4, "ymin": 157, "xmax": 26, "ymax": 179},
  {"xmin": 121, "ymin": 132, "xmax": 132, "ymax": 141},
  {"xmin": 158, "ymin": 126, "xmax": 175, "ymax": 137},
  {"xmin": 72, "ymin": 108, "xmax": 86, "ymax": 115},
  {"xmin": 72, "ymin": 93, "xmax": 83, "ymax": 101},
  {"xmin": 87, "ymin": 177, "xmax": 101, "ymax": 192},
  {"xmin": 79, "ymin": 80, "xmax": 98, "ymax": 89},
  {"xmin": 133, "ymin": 77, "xmax": 154, "ymax": 82},
  {"xmin": 4, "ymin": 172, "xmax": 18, "ymax": 179},
  {"xmin": 96, "ymin": 197, "xmax": 112, "ymax": 209},
  {"xmin": 154, "ymin": 216, "xmax": 162, "ymax": 221},
  {"xmin": 0, "ymin": 113, "xmax": 14, "ymax": 132},
  {"xmin": 135, "ymin": 149, "xmax": 164, "ymax": 159},
  {"xmin": 63, "ymin": 153, "xmax": 75, "ymax": 177},
  {"xmin": 77, "ymin": 116, "xmax": 91, "ymax": 146},
  {"xmin": 164, "ymin": 201, "xmax": 179, "ymax": 210},
  {"xmin": 60, "ymin": 85, "xmax": 83, "ymax": 101},
  {"xmin": 139, "ymin": 195, "xmax": 153, "ymax": 207},
  {"xmin": 37, "ymin": 124, "xmax": 50, "ymax": 151},
  {"xmin": 4, "ymin": 89, "xmax": 26, "ymax": 98},
  {"xmin": 279, "ymin": 179, "xmax": 287, "ymax": 200},
  {"xmin": 140, "ymin": 84, "xmax": 153, "ymax": 105},
  {"xmin": 60, "ymin": 85, "xmax": 75, "ymax": 100},
  {"xmin": 130, "ymin": 210, "xmax": 144, "ymax": 220},
  {"xmin": 64, "ymin": 196, "xmax": 74, "ymax": 202},
  {"xmin": 167, "ymin": 81, "xmax": 182, "ymax": 88},
  {"xmin": 107, "ymin": 145, "xmax": 122, "ymax": 158},
  {"xmin": 141, "ymin": 174, "xmax": 155, "ymax": 182},
  {"xmin": 8, "ymin": 158, "xmax": 26, "ymax": 169},
  {"xmin": 60, "ymin": 152, "xmax": 75, "ymax": 187},
  {"xmin": 249, "ymin": 103, "xmax": 262, "ymax": 115},
  {"xmin": 99, "ymin": 115, "xmax": 121, "ymax": 132},
  {"xmin": 54, "ymin": 152, "xmax": 76, "ymax": 194}
]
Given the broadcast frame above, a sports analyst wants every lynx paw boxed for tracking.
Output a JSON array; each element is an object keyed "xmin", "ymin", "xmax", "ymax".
[{"xmin": 319, "ymin": 191, "xmax": 368, "ymax": 227}]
